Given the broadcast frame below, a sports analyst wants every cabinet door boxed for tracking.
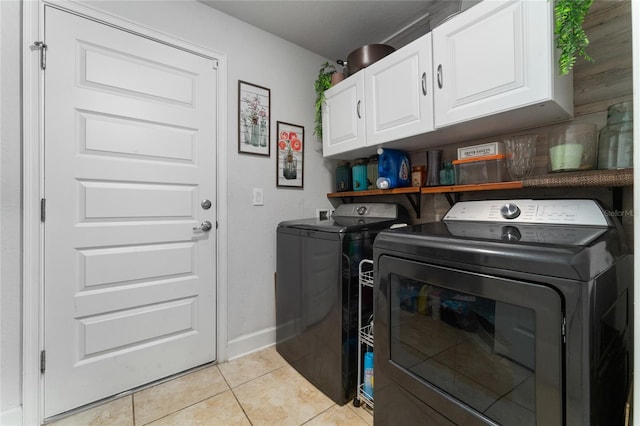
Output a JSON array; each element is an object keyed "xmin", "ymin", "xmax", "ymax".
[
  {"xmin": 433, "ymin": 0, "xmax": 552, "ymax": 128},
  {"xmin": 364, "ymin": 33, "xmax": 434, "ymax": 145},
  {"xmin": 322, "ymin": 72, "xmax": 366, "ymax": 157}
]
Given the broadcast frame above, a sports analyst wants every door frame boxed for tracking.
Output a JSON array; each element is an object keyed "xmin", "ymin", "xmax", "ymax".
[{"xmin": 22, "ymin": 1, "xmax": 229, "ymax": 423}]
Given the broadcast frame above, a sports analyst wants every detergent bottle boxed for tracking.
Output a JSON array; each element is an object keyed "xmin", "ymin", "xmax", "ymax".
[{"xmin": 376, "ymin": 148, "xmax": 411, "ymax": 189}]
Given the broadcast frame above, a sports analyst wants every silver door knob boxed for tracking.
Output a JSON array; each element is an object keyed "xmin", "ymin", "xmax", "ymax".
[{"xmin": 193, "ymin": 221, "xmax": 213, "ymax": 232}]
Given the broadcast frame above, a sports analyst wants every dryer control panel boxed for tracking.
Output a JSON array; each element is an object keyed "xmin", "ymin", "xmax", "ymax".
[{"xmin": 444, "ymin": 199, "xmax": 609, "ymax": 227}]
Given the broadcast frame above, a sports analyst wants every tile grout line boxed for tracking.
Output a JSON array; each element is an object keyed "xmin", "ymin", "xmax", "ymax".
[
  {"xmin": 221, "ymin": 363, "xmax": 293, "ymax": 426},
  {"xmin": 131, "ymin": 393, "xmax": 136, "ymax": 426},
  {"xmin": 140, "ymin": 365, "xmax": 238, "ymax": 425},
  {"xmin": 216, "ymin": 364, "xmax": 253, "ymax": 424}
]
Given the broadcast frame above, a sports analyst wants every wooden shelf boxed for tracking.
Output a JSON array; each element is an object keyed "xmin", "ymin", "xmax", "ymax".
[
  {"xmin": 326, "ymin": 181, "xmax": 523, "ymax": 199},
  {"xmin": 327, "ymin": 186, "xmax": 420, "ymax": 198},
  {"xmin": 326, "ymin": 169, "xmax": 632, "ymax": 199},
  {"xmin": 326, "ymin": 169, "xmax": 632, "ymax": 217},
  {"xmin": 421, "ymin": 181, "xmax": 523, "ymax": 194},
  {"xmin": 328, "ymin": 186, "xmax": 423, "ymax": 217}
]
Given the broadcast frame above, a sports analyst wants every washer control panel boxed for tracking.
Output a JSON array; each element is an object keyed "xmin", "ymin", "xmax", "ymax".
[
  {"xmin": 444, "ymin": 199, "xmax": 609, "ymax": 226},
  {"xmin": 333, "ymin": 203, "xmax": 399, "ymax": 219}
]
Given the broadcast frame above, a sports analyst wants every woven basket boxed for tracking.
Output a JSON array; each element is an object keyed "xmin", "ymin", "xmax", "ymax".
[{"xmin": 522, "ymin": 169, "xmax": 633, "ymax": 188}]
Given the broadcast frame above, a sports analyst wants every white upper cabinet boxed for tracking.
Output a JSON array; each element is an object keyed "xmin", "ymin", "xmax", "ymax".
[
  {"xmin": 322, "ymin": 72, "xmax": 366, "ymax": 157},
  {"xmin": 322, "ymin": 0, "xmax": 573, "ymax": 159},
  {"xmin": 323, "ymin": 34, "xmax": 434, "ymax": 158},
  {"xmin": 432, "ymin": 0, "xmax": 572, "ymax": 128},
  {"xmin": 364, "ymin": 33, "xmax": 434, "ymax": 145}
]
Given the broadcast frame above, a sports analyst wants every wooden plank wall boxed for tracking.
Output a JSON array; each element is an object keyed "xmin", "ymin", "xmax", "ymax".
[
  {"xmin": 575, "ymin": 0, "xmax": 633, "ymax": 115},
  {"xmin": 576, "ymin": 0, "xmax": 633, "ymax": 243},
  {"xmin": 418, "ymin": 0, "xmax": 634, "ymax": 225}
]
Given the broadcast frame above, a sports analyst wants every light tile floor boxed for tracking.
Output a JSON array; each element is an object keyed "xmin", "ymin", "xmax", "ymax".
[{"xmin": 48, "ymin": 346, "xmax": 373, "ymax": 426}]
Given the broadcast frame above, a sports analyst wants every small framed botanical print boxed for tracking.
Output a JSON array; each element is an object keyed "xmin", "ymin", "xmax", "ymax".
[
  {"xmin": 238, "ymin": 80, "xmax": 270, "ymax": 156},
  {"xmin": 276, "ymin": 121, "xmax": 304, "ymax": 188}
]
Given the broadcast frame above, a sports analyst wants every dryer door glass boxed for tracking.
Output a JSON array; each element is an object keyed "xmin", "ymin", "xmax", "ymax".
[{"xmin": 376, "ymin": 256, "xmax": 563, "ymax": 426}]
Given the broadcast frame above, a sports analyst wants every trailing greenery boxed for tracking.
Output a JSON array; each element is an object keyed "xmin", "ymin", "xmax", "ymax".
[
  {"xmin": 314, "ymin": 62, "xmax": 336, "ymax": 139},
  {"xmin": 555, "ymin": 0, "xmax": 594, "ymax": 75}
]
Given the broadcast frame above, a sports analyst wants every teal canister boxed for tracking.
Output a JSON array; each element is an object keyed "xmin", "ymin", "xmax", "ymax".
[
  {"xmin": 598, "ymin": 101, "xmax": 633, "ymax": 169},
  {"xmin": 336, "ymin": 161, "xmax": 352, "ymax": 192},
  {"xmin": 352, "ymin": 158, "xmax": 368, "ymax": 191}
]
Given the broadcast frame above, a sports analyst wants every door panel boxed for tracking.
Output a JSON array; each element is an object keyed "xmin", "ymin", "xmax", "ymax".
[
  {"xmin": 433, "ymin": 0, "xmax": 551, "ymax": 127},
  {"xmin": 43, "ymin": 7, "xmax": 217, "ymax": 417},
  {"xmin": 81, "ymin": 46, "xmax": 197, "ymax": 104},
  {"xmin": 81, "ymin": 113, "xmax": 197, "ymax": 162},
  {"xmin": 365, "ymin": 33, "xmax": 434, "ymax": 144},
  {"xmin": 322, "ymin": 72, "xmax": 366, "ymax": 157},
  {"xmin": 81, "ymin": 181, "xmax": 196, "ymax": 219}
]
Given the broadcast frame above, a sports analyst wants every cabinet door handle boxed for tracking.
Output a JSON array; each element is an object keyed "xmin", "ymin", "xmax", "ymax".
[
  {"xmin": 437, "ymin": 64, "xmax": 443, "ymax": 89},
  {"xmin": 421, "ymin": 72, "xmax": 428, "ymax": 95},
  {"xmin": 357, "ymin": 100, "xmax": 362, "ymax": 119}
]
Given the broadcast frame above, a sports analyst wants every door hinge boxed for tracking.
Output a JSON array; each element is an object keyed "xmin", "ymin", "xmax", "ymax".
[
  {"xmin": 40, "ymin": 350, "xmax": 46, "ymax": 373},
  {"xmin": 34, "ymin": 41, "xmax": 47, "ymax": 70},
  {"xmin": 41, "ymin": 198, "xmax": 46, "ymax": 222}
]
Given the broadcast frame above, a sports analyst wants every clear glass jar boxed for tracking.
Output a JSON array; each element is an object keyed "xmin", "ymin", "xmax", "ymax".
[
  {"xmin": 548, "ymin": 123, "xmax": 597, "ymax": 172},
  {"xmin": 425, "ymin": 150, "xmax": 442, "ymax": 186},
  {"xmin": 598, "ymin": 101, "xmax": 633, "ymax": 169},
  {"xmin": 439, "ymin": 161, "xmax": 456, "ymax": 185}
]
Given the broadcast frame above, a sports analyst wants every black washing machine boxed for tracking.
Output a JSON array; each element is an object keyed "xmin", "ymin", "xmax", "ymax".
[
  {"xmin": 276, "ymin": 203, "xmax": 407, "ymax": 405},
  {"xmin": 373, "ymin": 199, "xmax": 632, "ymax": 426}
]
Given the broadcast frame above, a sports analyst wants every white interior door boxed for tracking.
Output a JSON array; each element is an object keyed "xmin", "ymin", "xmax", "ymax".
[{"xmin": 43, "ymin": 6, "xmax": 217, "ymax": 417}]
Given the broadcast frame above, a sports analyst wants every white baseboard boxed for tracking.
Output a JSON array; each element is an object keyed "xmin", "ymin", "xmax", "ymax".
[
  {"xmin": 225, "ymin": 326, "xmax": 276, "ymax": 361},
  {"xmin": 1, "ymin": 406, "xmax": 22, "ymax": 426}
]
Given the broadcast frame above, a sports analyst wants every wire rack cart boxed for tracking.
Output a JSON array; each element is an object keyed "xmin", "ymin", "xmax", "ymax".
[{"xmin": 353, "ymin": 259, "xmax": 374, "ymax": 409}]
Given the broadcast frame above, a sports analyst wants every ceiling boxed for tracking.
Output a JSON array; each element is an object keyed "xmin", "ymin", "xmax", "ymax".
[{"xmin": 198, "ymin": 1, "xmax": 438, "ymax": 61}]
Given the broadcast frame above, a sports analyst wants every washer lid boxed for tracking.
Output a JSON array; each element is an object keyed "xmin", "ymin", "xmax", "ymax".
[
  {"xmin": 278, "ymin": 203, "xmax": 408, "ymax": 233},
  {"xmin": 374, "ymin": 222, "xmax": 625, "ymax": 281},
  {"xmin": 278, "ymin": 216, "xmax": 403, "ymax": 233}
]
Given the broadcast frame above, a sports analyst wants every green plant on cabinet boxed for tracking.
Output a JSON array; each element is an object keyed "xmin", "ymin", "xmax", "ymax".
[
  {"xmin": 554, "ymin": 0, "xmax": 594, "ymax": 75},
  {"xmin": 314, "ymin": 61, "xmax": 336, "ymax": 140}
]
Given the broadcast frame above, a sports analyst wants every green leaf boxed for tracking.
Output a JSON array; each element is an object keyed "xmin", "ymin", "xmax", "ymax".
[{"xmin": 554, "ymin": 0, "xmax": 593, "ymax": 75}]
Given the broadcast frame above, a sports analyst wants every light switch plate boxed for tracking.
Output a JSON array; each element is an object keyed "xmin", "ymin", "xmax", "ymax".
[{"xmin": 252, "ymin": 188, "xmax": 264, "ymax": 206}]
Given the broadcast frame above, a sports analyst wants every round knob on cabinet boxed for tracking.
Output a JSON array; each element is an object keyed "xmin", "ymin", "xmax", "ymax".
[{"xmin": 500, "ymin": 203, "xmax": 521, "ymax": 219}]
